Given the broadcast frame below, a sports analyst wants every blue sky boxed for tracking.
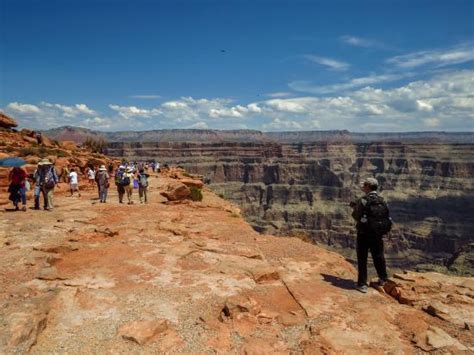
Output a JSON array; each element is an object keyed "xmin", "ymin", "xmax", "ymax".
[{"xmin": 1, "ymin": 0, "xmax": 473, "ymax": 132}]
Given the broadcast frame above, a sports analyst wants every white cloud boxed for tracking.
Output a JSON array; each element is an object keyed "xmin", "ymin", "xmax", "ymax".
[
  {"xmin": 3, "ymin": 70, "xmax": 473, "ymax": 132},
  {"xmin": 303, "ymin": 55, "xmax": 350, "ymax": 71},
  {"xmin": 340, "ymin": 35, "xmax": 384, "ymax": 48},
  {"xmin": 42, "ymin": 103, "xmax": 96, "ymax": 117},
  {"xmin": 129, "ymin": 95, "xmax": 161, "ymax": 99},
  {"xmin": 161, "ymin": 101, "xmax": 188, "ymax": 109},
  {"xmin": 5, "ymin": 102, "xmax": 108, "ymax": 129},
  {"xmin": 6, "ymin": 102, "xmax": 41, "ymax": 115},
  {"xmin": 256, "ymin": 70, "xmax": 474, "ymax": 131},
  {"xmin": 265, "ymin": 92, "xmax": 293, "ymax": 98},
  {"xmin": 289, "ymin": 73, "xmax": 412, "ymax": 95},
  {"xmin": 109, "ymin": 104, "xmax": 161, "ymax": 119},
  {"xmin": 387, "ymin": 42, "xmax": 474, "ymax": 69}
]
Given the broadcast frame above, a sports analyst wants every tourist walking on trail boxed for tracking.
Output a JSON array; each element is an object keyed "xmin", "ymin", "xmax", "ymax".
[
  {"xmin": 115, "ymin": 165, "xmax": 126, "ymax": 204},
  {"xmin": 8, "ymin": 167, "xmax": 28, "ymax": 211},
  {"xmin": 351, "ymin": 177, "xmax": 392, "ymax": 293},
  {"xmin": 124, "ymin": 167, "xmax": 135, "ymax": 204},
  {"xmin": 137, "ymin": 168, "xmax": 149, "ymax": 204},
  {"xmin": 36, "ymin": 158, "xmax": 59, "ymax": 211},
  {"xmin": 33, "ymin": 164, "xmax": 42, "ymax": 210},
  {"xmin": 87, "ymin": 167, "xmax": 95, "ymax": 189},
  {"xmin": 69, "ymin": 167, "xmax": 81, "ymax": 197},
  {"xmin": 97, "ymin": 165, "xmax": 110, "ymax": 203}
]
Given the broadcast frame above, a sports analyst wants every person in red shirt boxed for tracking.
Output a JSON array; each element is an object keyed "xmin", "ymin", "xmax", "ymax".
[{"xmin": 8, "ymin": 167, "xmax": 28, "ymax": 211}]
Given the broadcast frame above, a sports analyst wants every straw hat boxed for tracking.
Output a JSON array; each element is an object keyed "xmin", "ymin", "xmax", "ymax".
[
  {"xmin": 38, "ymin": 158, "xmax": 52, "ymax": 165},
  {"xmin": 99, "ymin": 165, "xmax": 107, "ymax": 171}
]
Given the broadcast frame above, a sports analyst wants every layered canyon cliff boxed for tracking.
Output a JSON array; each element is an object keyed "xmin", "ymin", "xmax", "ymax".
[{"xmin": 104, "ymin": 137, "xmax": 474, "ymax": 276}]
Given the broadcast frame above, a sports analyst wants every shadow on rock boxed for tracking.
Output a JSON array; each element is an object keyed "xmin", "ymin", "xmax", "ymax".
[{"xmin": 321, "ymin": 273, "xmax": 355, "ymax": 290}]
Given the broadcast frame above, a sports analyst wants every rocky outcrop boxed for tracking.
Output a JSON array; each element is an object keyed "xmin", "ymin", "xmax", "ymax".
[
  {"xmin": 105, "ymin": 141, "xmax": 474, "ymax": 275},
  {"xmin": 0, "ymin": 112, "xmax": 18, "ymax": 129}
]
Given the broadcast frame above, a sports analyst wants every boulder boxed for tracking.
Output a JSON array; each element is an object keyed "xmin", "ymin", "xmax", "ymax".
[
  {"xmin": 160, "ymin": 181, "xmax": 191, "ymax": 201},
  {"xmin": 0, "ymin": 112, "xmax": 18, "ymax": 129},
  {"xmin": 413, "ymin": 325, "xmax": 469, "ymax": 351},
  {"xmin": 180, "ymin": 178, "xmax": 204, "ymax": 189},
  {"xmin": 117, "ymin": 319, "xmax": 170, "ymax": 345}
]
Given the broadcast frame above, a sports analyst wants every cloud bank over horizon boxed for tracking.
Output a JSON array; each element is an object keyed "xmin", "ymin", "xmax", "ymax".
[{"xmin": 3, "ymin": 68, "xmax": 473, "ymax": 132}]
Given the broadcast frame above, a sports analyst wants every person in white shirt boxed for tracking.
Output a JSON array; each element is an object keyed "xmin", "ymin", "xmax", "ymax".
[
  {"xmin": 69, "ymin": 168, "xmax": 81, "ymax": 197},
  {"xmin": 87, "ymin": 167, "xmax": 95, "ymax": 189}
]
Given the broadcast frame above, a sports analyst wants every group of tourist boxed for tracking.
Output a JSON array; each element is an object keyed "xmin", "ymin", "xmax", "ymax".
[
  {"xmin": 113, "ymin": 164, "xmax": 150, "ymax": 205},
  {"xmin": 6, "ymin": 159, "xmax": 156, "ymax": 211}
]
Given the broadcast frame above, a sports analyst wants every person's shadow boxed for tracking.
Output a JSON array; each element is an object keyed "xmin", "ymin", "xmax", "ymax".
[
  {"xmin": 4, "ymin": 208, "xmax": 19, "ymax": 212},
  {"xmin": 321, "ymin": 273, "xmax": 355, "ymax": 290}
]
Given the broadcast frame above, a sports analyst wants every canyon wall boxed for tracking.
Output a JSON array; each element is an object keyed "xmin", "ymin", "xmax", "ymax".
[{"xmin": 105, "ymin": 140, "xmax": 474, "ymax": 275}]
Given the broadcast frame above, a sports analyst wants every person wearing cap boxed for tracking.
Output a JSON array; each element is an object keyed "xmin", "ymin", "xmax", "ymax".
[
  {"xmin": 97, "ymin": 165, "xmax": 110, "ymax": 203},
  {"xmin": 114, "ymin": 165, "xmax": 126, "ymax": 203},
  {"xmin": 137, "ymin": 168, "xmax": 150, "ymax": 204},
  {"xmin": 124, "ymin": 167, "xmax": 135, "ymax": 204},
  {"xmin": 36, "ymin": 158, "xmax": 59, "ymax": 211},
  {"xmin": 351, "ymin": 177, "xmax": 390, "ymax": 293}
]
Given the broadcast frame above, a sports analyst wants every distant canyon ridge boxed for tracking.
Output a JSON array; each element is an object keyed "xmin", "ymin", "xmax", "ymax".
[{"xmin": 44, "ymin": 126, "xmax": 474, "ymax": 275}]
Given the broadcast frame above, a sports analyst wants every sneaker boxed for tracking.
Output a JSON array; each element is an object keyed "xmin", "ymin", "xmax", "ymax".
[
  {"xmin": 356, "ymin": 285, "xmax": 368, "ymax": 293},
  {"xmin": 21, "ymin": 206, "xmax": 27, "ymax": 212},
  {"xmin": 378, "ymin": 278, "xmax": 388, "ymax": 286}
]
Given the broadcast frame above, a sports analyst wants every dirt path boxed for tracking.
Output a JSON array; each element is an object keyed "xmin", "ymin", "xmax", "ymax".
[{"xmin": 0, "ymin": 174, "xmax": 472, "ymax": 353}]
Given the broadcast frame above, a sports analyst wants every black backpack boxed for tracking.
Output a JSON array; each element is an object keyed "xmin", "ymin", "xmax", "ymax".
[{"xmin": 365, "ymin": 195, "xmax": 393, "ymax": 236}]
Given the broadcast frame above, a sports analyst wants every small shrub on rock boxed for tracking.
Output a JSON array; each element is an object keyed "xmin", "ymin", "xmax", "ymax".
[{"xmin": 190, "ymin": 186, "xmax": 203, "ymax": 201}]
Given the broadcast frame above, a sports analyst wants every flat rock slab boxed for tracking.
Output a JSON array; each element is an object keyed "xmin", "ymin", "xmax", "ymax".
[{"xmin": 117, "ymin": 319, "xmax": 170, "ymax": 345}]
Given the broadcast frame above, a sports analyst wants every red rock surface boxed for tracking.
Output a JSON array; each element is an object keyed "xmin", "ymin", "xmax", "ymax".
[{"xmin": 0, "ymin": 174, "xmax": 472, "ymax": 353}]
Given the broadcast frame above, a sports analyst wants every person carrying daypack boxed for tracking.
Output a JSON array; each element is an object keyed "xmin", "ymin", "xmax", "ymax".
[
  {"xmin": 115, "ymin": 165, "xmax": 126, "ymax": 204},
  {"xmin": 137, "ymin": 168, "xmax": 149, "ymax": 204},
  {"xmin": 351, "ymin": 177, "xmax": 392, "ymax": 293},
  {"xmin": 37, "ymin": 158, "xmax": 59, "ymax": 211}
]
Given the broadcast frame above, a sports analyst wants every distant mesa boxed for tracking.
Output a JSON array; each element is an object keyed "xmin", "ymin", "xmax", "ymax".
[{"xmin": 42, "ymin": 126, "xmax": 474, "ymax": 144}]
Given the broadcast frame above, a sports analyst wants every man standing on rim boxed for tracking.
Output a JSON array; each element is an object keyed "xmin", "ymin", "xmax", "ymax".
[{"xmin": 351, "ymin": 177, "xmax": 392, "ymax": 293}]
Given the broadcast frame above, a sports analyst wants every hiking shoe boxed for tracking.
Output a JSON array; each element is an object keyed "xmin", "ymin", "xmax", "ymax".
[
  {"xmin": 356, "ymin": 285, "xmax": 368, "ymax": 293},
  {"xmin": 21, "ymin": 206, "xmax": 27, "ymax": 212},
  {"xmin": 378, "ymin": 278, "xmax": 388, "ymax": 286}
]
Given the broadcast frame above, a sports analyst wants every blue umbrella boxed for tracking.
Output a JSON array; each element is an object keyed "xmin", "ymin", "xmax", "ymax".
[{"xmin": 0, "ymin": 157, "xmax": 27, "ymax": 167}]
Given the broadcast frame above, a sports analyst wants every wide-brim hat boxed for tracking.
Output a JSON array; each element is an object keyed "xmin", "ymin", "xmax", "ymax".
[
  {"xmin": 360, "ymin": 177, "xmax": 379, "ymax": 188},
  {"xmin": 119, "ymin": 165, "xmax": 125, "ymax": 169},
  {"xmin": 99, "ymin": 165, "xmax": 107, "ymax": 171},
  {"xmin": 38, "ymin": 158, "xmax": 52, "ymax": 166}
]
